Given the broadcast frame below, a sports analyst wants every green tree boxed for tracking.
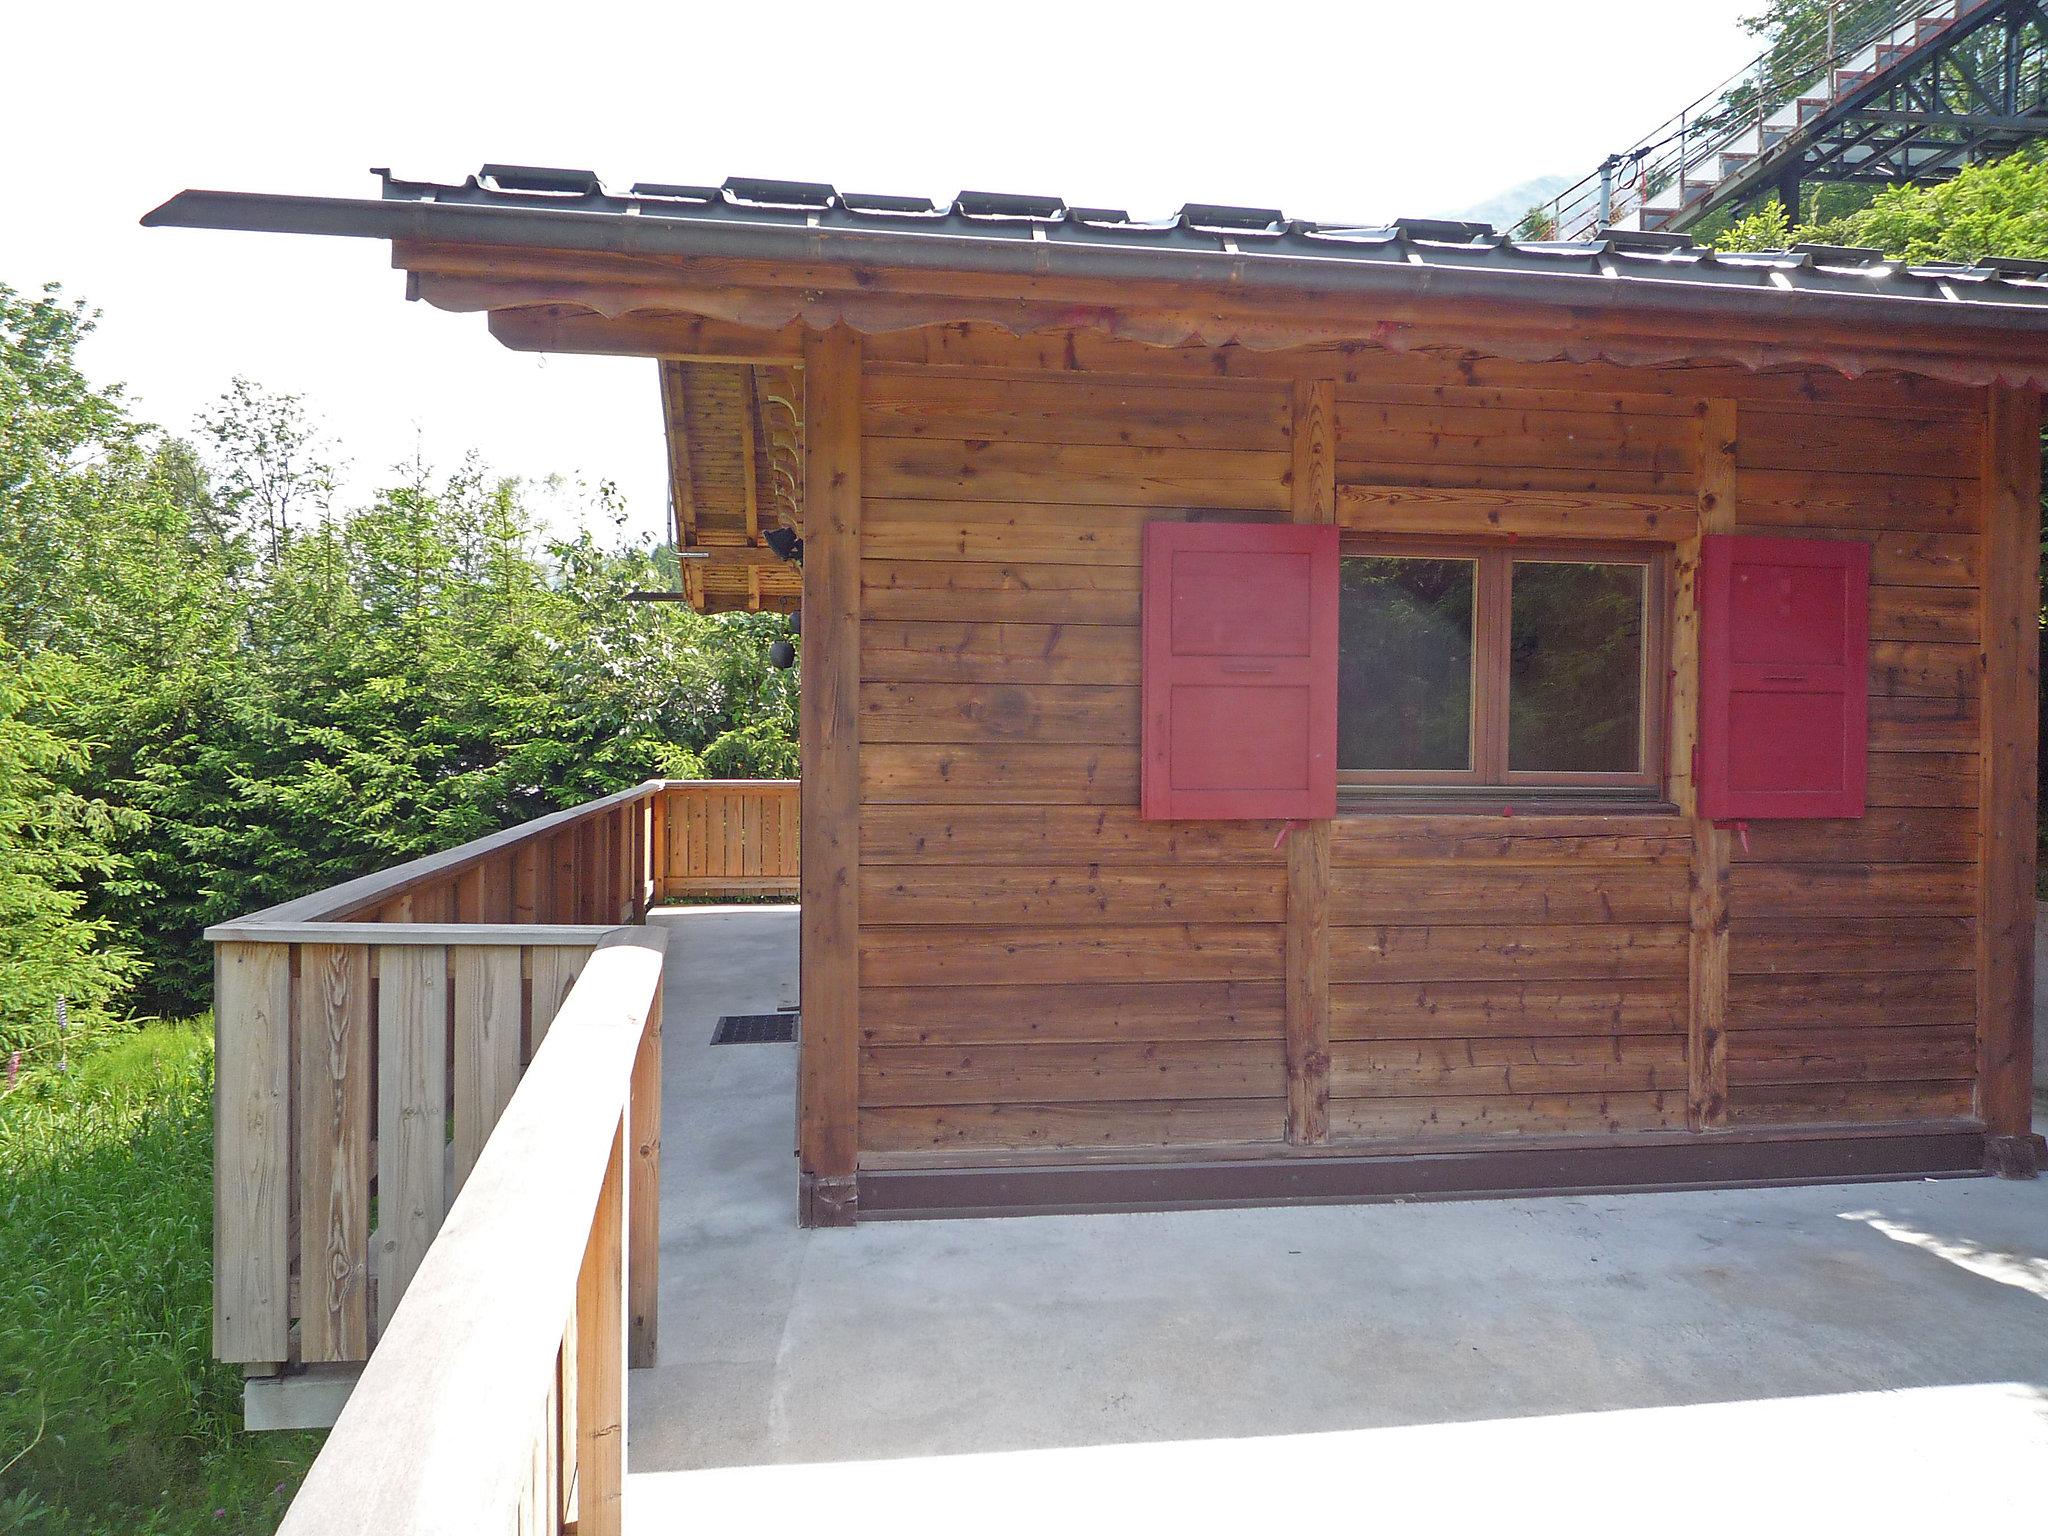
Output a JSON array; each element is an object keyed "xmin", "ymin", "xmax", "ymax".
[
  {"xmin": 5, "ymin": 288, "xmax": 801, "ymax": 1023},
  {"xmin": 198, "ymin": 375, "xmax": 339, "ymax": 562},
  {"xmin": 0, "ymin": 658, "xmax": 141, "ymax": 1053},
  {"xmin": 1712, "ymin": 147, "xmax": 2048, "ymax": 262}
]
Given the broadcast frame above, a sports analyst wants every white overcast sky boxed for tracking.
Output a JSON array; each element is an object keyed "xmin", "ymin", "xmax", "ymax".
[{"xmin": 3, "ymin": 1, "xmax": 1762, "ymax": 542}]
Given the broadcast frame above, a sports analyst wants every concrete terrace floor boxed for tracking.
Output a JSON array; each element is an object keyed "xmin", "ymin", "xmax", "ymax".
[{"xmin": 627, "ymin": 906, "xmax": 2048, "ymax": 1530}]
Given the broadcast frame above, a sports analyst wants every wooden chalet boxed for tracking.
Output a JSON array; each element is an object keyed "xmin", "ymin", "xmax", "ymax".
[
  {"xmin": 151, "ymin": 165, "xmax": 2045, "ymax": 1247},
  {"xmin": 144, "ymin": 161, "xmax": 2048, "ymax": 1533},
  {"xmin": 148, "ymin": 167, "xmax": 2048, "ymax": 1236}
]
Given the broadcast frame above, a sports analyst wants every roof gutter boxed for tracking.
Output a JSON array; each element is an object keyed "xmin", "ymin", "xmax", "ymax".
[{"xmin": 142, "ymin": 187, "xmax": 2048, "ymax": 346}]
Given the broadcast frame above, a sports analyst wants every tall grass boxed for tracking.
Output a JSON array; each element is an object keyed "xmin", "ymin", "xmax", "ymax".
[{"xmin": 0, "ymin": 1021, "xmax": 317, "ymax": 1533}]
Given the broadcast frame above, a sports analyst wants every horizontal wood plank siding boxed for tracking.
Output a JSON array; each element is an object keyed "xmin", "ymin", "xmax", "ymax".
[
  {"xmin": 856, "ymin": 365, "xmax": 1291, "ymax": 1158},
  {"xmin": 1725, "ymin": 399, "xmax": 1984, "ymax": 1127},
  {"xmin": 845, "ymin": 339, "xmax": 1995, "ymax": 1173}
]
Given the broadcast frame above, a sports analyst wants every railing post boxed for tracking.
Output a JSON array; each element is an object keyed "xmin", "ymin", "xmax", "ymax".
[
  {"xmin": 214, "ymin": 941, "xmax": 293, "ymax": 1366},
  {"xmin": 629, "ymin": 985, "xmax": 662, "ymax": 1368},
  {"xmin": 575, "ymin": 1121, "xmax": 627, "ymax": 1536}
]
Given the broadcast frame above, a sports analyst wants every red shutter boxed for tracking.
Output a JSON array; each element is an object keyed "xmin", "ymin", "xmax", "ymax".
[
  {"xmin": 1699, "ymin": 533, "xmax": 1870, "ymax": 821},
  {"xmin": 1141, "ymin": 521, "xmax": 1338, "ymax": 821}
]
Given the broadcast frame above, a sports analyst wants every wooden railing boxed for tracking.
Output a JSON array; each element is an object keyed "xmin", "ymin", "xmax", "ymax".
[
  {"xmin": 206, "ymin": 778, "xmax": 795, "ymax": 1386},
  {"xmin": 656, "ymin": 779, "xmax": 798, "ymax": 899},
  {"xmin": 274, "ymin": 930, "xmax": 663, "ymax": 1535}
]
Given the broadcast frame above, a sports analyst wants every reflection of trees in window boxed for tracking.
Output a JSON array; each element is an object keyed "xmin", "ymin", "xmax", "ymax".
[
  {"xmin": 1509, "ymin": 562, "xmax": 1644, "ymax": 774},
  {"xmin": 1338, "ymin": 557, "xmax": 1474, "ymax": 771}
]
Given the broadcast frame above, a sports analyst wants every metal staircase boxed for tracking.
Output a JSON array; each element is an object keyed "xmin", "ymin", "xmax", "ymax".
[{"xmin": 1538, "ymin": 0, "xmax": 2048, "ymax": 240}]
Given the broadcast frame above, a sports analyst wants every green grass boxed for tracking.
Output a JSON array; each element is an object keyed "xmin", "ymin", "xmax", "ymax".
[{"xmin": 0, "ymin": 1021, "xmax": 319, "ymax": 1533}]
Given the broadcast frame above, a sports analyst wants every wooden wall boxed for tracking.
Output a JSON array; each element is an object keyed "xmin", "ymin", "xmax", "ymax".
[
  {"xmin": 1724, "ymin": 395, "xmax": 1984, "ymax": 1127},
  {"xmin": 856, "ymin": 367, "xmax": 1295, "ymax": 1159},
  {"xmin": 812, "ymin": 325, "xmax": 2022, "ymax": 1176}
]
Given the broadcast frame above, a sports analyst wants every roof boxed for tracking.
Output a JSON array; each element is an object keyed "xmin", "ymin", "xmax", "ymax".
[
  {"xmin": 143, "ymin": 164, "xmax": 2048, "ymax": 343},
  {"xmin": 146, "ymin": 163, "xmax": 2048, "ymax": 614},
  {"xmin": 661, "ymin": 360, "xmax": 800, "ymax": 615}
]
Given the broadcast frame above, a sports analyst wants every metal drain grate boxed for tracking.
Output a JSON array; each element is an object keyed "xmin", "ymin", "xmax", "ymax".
[{"xmin": 712, "ymin": 1013, "xmax": 798, "ymax": 1045}]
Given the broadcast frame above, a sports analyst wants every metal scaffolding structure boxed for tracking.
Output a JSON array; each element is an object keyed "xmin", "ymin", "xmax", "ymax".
[{"xmin": 1541, "ymin": 0, "xmax": 2048, "ymax": 240}]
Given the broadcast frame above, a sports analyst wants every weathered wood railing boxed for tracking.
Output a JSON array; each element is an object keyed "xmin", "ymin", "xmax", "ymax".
[
  {"xmin": 274, "ymin": 929, "xmax": 663, "ymax": 1535},
  {"xmin": 206, "ymin": 777, "xmax": 794, "ymax": 1398},
  {"xmin": 656, "ymin": 779, "xmax": 799, "ymax": 899}
]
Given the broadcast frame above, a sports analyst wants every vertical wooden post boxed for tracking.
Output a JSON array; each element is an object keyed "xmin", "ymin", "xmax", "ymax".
[
  {"xmin": 550, "ymin": 831, "xmax": 575, "ymax": 925},
  {"xmin": 214, "ymin": 941, "xmax": 293, "ymax": 1364},
  {"xmin": 452, "ymin": 945, "xmax": 523, "ymax": 1193},
  {"xmin": 481, "ymin": 851, "xmax": 514, "ymax": 924},
  {"xmin": 798, "ymin": 328, "xmax": 863, "ymax": 1226},
  {"xmin": 1286, "ymin": 379, "xmax": 1335, "ymax": 1145},
  {"xmin": 1979, "ymin": 385, "xmax": 2042, "ymax": 1176},
  {"xmin": 298, "ymin": 942, "xmax": 371, "ymax": 1361},
  {"xmin": 575, "ymin": 1121, "xmax": 627, "ymax": 1536},
  {"xmin": 629, "ymin": 798, "xmax": 647, "ymax": 921},
  {"xmin": 376, "ymin": 944, "xmax": 448, "ymax": 1332},
  {"xmin": 529, "ymin": 946, "xmax": 588, "ymax": 1054},
  {"xmin": 1685, "ymin": 400, "xmax": 1736, "ymax": 1132},
  {"xmin": 578, "ymin": 817, "xmax": 602, "ymax": 924},
  {"xmin": 513, "ymin": 842, "xmax": 539, "ymax": 923},
  {"xmin": 628, "ymin": 989, "xmax": 663, "ymax": 1367}
]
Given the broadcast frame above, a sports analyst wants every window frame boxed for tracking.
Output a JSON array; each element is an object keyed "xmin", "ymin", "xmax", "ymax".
[{"xmin": 1336, "ymin": 534, "xmax": 1673, "ymax": 806}]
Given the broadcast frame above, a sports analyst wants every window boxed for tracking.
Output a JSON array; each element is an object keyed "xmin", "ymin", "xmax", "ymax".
[{"xmin": 1337, "ymin": 539, "xmax": 1669, "ymax": 802}]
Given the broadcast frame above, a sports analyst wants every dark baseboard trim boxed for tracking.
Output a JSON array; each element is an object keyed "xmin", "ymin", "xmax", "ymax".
[{"xmin": 855, "ymin": 1130, "xmax": 1989, "ymax": 1221}]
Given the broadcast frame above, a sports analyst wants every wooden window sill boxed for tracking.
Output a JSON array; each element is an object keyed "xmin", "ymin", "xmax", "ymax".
[{"xmin": 1335, "ymin": 791, "xmax": 1679, "ymax": 818}]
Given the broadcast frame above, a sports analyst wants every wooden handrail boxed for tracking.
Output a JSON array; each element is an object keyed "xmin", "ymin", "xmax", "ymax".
[
  {"xmin": 275, "ymin": 929, "xmax": 664, "ymax": 1536},
  {"xmin": 204, "ymin": 780, "xmax": 673, "ymax": 936}
]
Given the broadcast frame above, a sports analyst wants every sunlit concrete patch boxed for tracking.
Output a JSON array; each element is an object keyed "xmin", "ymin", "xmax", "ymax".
[
  {"xmin": 1841, "ymin": 1207, "xmax": 2048, "ymax": 1300},
  {"xmin": 627, "ymin": 1382, "xmax": 2048, "ymax": 1533}
]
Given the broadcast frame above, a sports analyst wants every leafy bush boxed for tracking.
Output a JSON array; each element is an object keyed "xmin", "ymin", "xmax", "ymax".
[{"xmin": 0, "ymin": 1022, "xmax": 318, "ymax": 1532}]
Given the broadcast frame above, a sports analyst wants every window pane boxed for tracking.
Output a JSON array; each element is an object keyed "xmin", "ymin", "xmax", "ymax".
[
  {"xmin": 1508, "ymin": 561, "xmax": 1645, "ymax": 774},
  {"xmin": 1339, "ymin": 557, "xmax": 1474, "ymax": 771}
]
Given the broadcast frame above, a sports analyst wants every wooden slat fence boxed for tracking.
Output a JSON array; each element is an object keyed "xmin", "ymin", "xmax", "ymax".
[
  {"xmin": 209, "ymin": 782, "xmax": 661, "ymax": 1383},
  {"xmin": 272, "ymin": 930, "xmax": 664, "ymax": 1536},
  {"xmin": 209, "ymin": 777, "xmax": 796, "ymax": 1386},
  {"xmin": 658, "ymin": 780, "xmax": 799, "ymax": 899}
]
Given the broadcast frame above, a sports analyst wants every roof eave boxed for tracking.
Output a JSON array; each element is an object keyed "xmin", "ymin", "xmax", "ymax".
[{"xmin": 142, "ymin": 187, "xmax": 2048, "ymax": 352}]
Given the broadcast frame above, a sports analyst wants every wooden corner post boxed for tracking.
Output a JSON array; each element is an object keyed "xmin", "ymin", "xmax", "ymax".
[
  {"xmin": 1286, "ymin": 380, "xmax": 1335, "ymax": 1145},
  {"xmin": 798, "ymin": 327, "xmax": 862, "ymax": 1224},
  {"xmin": 1978, "ymin": 385, "xmax": 2042, "ymax": 1177},
  {"xmin": 1683, "ymin": 400, "xmax": 1736, "ymax": 1132}
]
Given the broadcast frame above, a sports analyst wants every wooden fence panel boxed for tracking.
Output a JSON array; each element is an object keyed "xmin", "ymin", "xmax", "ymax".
[
  {"xmin": 454, "ymin": 945, "xmax": 523, "ymax": 1193},
  {"xmin": 213, "ymin": 942, "xmax": 293, "ymax": 1364},
  {"xmin": 376, "ymin": 945, "xmax": 447, "ymax": 1333},
  {"xmin": 297, "ymin": 943, "xmax": 371, "ymax": 1364},
  {"xmin": 531, "ymin": 947, "xmax": 588, "ymax": 1056},
  {"xmin": 209, "ymin": 781, "xmax": 671, "ymax": 1377},
  {"xmin": 655, "ymin": 781, "xmax": 800, "ymax": 899},
  {"xmin": 272, "ymin": 933, "xmax": 665, "ymax": 1535}
]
